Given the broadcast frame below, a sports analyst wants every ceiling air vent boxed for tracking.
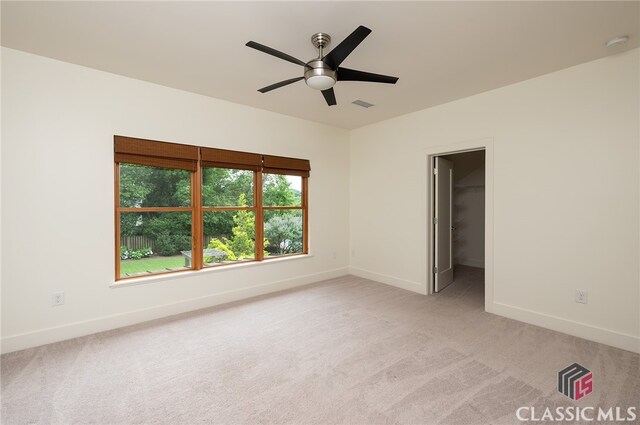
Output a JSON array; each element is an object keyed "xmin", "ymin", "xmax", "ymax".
[{"xmin": 352, "ymin": 99, "xmax": 375, "ymax": 108}]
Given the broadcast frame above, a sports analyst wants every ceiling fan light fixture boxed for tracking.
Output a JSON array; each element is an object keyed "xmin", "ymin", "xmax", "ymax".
[
  {"xmin": 304, "ymin": 59, "xmax": 336, "ymax": 90},
  {"xmin": 306, "ymin": 75, "xmax": 336, "ymax": 90}
]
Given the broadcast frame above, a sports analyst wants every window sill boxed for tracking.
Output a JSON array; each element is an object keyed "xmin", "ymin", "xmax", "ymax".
[{"xmin": 110, "ymin": 253, "xmax": 314, "ymax": 288}]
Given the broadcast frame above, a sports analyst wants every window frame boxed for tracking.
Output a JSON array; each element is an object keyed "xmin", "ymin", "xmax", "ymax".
[
  {"xmin": 201, "ymin": 165, "xmax": 259, "ymax": 267},
  {"xmin": 114, "ymin": 136, "xmax": 309, "ymax": 281},
  {"xmin": 261, "ymin": 173, "xmax": 307, "ymax": 259}
]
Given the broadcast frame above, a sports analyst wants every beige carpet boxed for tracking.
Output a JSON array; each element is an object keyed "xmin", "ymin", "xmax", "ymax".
[{"xmin": 2, "ymin": 267, "xmax": 639, "ymax": 424}]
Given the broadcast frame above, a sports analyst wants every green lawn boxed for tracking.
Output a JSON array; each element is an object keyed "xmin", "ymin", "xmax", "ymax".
[{"xmin": 120, "ymin": 255, "xmax": 186, "ymax": 276}]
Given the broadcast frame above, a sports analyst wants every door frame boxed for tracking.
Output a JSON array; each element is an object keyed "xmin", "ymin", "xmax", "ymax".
[{"xmin": 424, "ymin": 138, "xmax": 494, "ymax": 313}]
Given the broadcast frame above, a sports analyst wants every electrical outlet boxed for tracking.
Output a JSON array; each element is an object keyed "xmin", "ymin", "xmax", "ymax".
[
  {"xmin": 575, "ymin": 290, "xmax": 588, "ymax": 304},
  {"xmin": 52, "ymin": 292, "xmax": 65, "ymax": 306}
]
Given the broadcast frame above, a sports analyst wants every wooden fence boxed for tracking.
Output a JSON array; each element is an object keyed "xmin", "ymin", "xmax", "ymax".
[
  {"xmin": 120, "ymin": 235, "xmax": 157, "ymax": 252},
  {"xmin": 120, "ymin": 235, "xmax": 217, "ymax": 252}
]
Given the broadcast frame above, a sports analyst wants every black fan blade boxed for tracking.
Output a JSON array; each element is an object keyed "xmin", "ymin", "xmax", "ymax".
[
  {"xmin": 258, "ymin": 77, "xmax": 304, "ymax": 93},
  {"xmin": 337, "ymin": 67, "xmax": 399, "ymax": 84},
  {"xmin": 246, "ymin": 41, "xmax": 307, "ymax": 67},
  {"xmin": 321, "ymin": 88, "xmax": 337, "ymax": 106},
  {"xmin": 323, "ymin": 25, "xmax": 372, "ymax": 70}
]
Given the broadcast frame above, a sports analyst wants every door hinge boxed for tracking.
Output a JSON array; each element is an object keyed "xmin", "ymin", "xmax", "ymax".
[
  {"xmin": 433, "ymin": 168, "xmax": 438, "ymax": 175},
  {"xmin": 432, "ymin": 217, "xmax": 438, "ymax": 224},
  {"xmin": 433, "ymin": 266, "xmax": 438, "ymax": 274}
]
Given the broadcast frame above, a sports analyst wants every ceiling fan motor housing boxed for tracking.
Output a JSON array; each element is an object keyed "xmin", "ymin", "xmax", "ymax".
[{"xmin": 304, "ymin": 59, "xmax": 336, "ymax": 90}]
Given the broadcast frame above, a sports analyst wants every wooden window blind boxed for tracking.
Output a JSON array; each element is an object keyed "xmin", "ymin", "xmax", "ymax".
[
  {"xmin": 262, "ymin": 155, "xmax": 311, "ymax": 177},
  {"xmin": 201, "ymin": 147, "xmax": 262, "ymax": 171},
  {"xmin": 114, "ymin": 136, "xmax": 199, "ymax": 172}
]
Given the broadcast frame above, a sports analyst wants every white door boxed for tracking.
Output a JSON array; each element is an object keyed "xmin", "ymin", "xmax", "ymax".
[{"xmin": 434, "ymin": 157, "xmax": 454, "ymax": 292}]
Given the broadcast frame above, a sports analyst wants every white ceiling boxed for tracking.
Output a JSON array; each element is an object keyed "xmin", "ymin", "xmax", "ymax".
[{"xmin": 2, "ymin": 1, "xmax": 638, "ymax": 129}]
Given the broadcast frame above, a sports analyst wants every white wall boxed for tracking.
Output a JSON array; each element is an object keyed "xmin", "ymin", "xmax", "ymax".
[
  {"xmin": 350, "ymin": 49, "xmax": 640, "ymax": 352},
  {"xmin": 3, "ymin": 47, "xmax": 639, "ymax": 354},
  {"xmin": 1, "ymin": 48, "xmax": 350, "ymax": 353},
  {"xmin": 443, "ymin": 151, "xmax": 485, "ymax": 268}
]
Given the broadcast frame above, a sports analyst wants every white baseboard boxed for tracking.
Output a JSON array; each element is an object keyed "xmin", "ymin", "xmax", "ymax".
[
  {"xmin": 1, "ymin": 267, "xmax": 349, "ymax": 354},
  {"xmin": 347, "ymin": 267, "xmax": 638, "ymax": 354},
  {"xmin": 348, "ymin": 266, "xmax": 426, "ymax": 294},
  {"xmin": 492, "ymin": 302, "xmax": 640, "ymax": 354}
]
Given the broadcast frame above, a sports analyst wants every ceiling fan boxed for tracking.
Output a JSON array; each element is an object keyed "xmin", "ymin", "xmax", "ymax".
[{"xmin": 246, "ymin": 25, "xmax": 399, "ymax": 106}]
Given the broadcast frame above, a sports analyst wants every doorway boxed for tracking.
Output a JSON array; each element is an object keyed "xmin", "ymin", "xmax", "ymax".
[
  {"xmin": 434, "ymin": 150, "xmax": 485, "ymax": 294},
  {"xmin": 426, "ymin": 139, "xmax": 493, "ymax": 312}
]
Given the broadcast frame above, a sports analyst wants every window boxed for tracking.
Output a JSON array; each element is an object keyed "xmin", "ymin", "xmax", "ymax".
[
  {"xmin": 200, "ymin": 147, "xmax": 263, "ymax": 268},
  {"xmin": 114, "ymin": 136, "xmax": 309, "ymax": 280},
  {"xmin": 262, "ymin": 155, "xmax": 309, "ymax": 259}
]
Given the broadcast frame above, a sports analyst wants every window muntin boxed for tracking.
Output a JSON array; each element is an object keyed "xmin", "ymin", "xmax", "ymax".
[{"xmin": 115, "ymin": 136, "xmax": 309, "ymax": 281}]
